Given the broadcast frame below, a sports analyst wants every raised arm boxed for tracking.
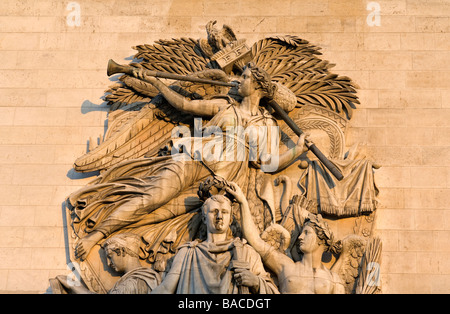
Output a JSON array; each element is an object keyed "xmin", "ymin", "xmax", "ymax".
[
  {"xmin": 225, "ymin": 182, "xmax": 292, "ymax": 275},
  {"xmin": 133, "ymin": 69, "xmax": 227, "ymax": 117}
]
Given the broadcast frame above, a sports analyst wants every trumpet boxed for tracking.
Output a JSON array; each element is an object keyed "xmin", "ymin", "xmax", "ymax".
[{"xmin": 107, "ymin": 59, "xmax": 237, "ymax": 88}]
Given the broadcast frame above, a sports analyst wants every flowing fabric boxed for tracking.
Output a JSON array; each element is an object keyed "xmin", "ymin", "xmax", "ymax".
[
  {"xmin": 68, "ymin": 104, "xmax": 277, "ymax": 239},
  {"xmin": 168, "ymin": 238, "xmax": 279, "ymax": 294},
  {"xmin": 108, "ymin": 267, "xmax": 161, "ymax": 294},
  {"xmin": 299, "ymin": 158, "xmax": 379, "ymax": 217}
]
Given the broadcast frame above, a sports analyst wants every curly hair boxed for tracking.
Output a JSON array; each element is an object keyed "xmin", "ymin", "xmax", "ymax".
[
  {"xmin": 304, "ymin": 214, "xmax": 342, "ymax": 255},
  {"xmin": 102, "ymin": 233, "xmax": 141, "ymax": 258},
  {"xmin": 245, "ymin": 62, "xmax": 277, "ymax": 98}
]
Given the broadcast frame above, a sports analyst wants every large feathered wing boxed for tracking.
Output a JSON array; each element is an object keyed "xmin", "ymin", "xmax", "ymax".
[
  {"xmin": 331, "ymin": 235, "xmax": 382, "ymax": 294},
  {"xmin": 355, "ymin": 236, "xmax": 383, "ymax": 294},
  {"xmin": 260, "ymin": 223, "xmax": 291, "ymax": 253},
  {"xmin": 73, "ymin": 38, "xmax": 229, "ymax": 173},
  {"xmin": 250, "ymin": 35, "xmax": 359, "ymax": 120},
  {"xmin": 331, "ymin": 234, "xmax": 367, "ymax": 294},
  {"xmin": 74, "ymin": 34, "xmax": 360, "ymax": 172}
]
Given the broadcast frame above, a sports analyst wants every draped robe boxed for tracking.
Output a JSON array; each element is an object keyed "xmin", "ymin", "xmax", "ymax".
[
  {"xmin": 165, "ymin": 238, "xmax": 279, "ymax": 294},
  {"xmin": 68, "ymin": 103, "xmax": 278, "ymax": 240}
]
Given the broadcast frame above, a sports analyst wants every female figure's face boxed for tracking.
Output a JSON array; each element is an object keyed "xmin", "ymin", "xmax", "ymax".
[
  {"xmin": 105, "ymin": 248, "xmax": 126, "ymax": 273},
  {"xmin": 298, "ymin": 225, "xmax": 320, "ymax": 254},
  {"xmin": 238, "ymin": 67, "xmax": 256, "ymax": 97}
]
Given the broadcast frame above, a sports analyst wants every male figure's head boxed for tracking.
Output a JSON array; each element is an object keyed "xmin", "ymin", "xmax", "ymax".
[{"xmin": 201, "ymin": 194, "xmax": 233, "ymax": 236}]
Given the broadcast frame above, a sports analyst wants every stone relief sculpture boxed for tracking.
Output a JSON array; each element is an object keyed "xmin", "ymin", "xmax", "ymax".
[
  {"xmin": 70, "ymin": 61, "xmax": 308, "ymax": 263},
  {"xmin": 51, "ymin": 20, "xmax": 382, "ymax": 294},
  {"xmin": 226, "ymin": 180, "xmax": 379, "ymax": 294},
  {"xmin": 150, "ymin": 179, "xmax": 278, "ymax": 294}
]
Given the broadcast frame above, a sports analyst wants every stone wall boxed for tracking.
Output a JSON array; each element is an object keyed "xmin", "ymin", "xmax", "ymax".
[{"xmin": 0, "ymin": 0, "xmax": 449, "ymax": 293}]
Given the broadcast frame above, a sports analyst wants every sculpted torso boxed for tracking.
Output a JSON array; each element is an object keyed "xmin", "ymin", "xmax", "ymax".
[
  {"xmin": 279, "ymin": 262, "xmax": 338, "ymax": 294},
  {"xmin": 226, "ymin": 182, "xmax": 345, "ymax": 294}
]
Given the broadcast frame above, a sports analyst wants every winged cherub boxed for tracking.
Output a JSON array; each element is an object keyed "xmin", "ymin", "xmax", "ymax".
[{"xmin": 226, "ymin": 181, "xmax": 369, "ymax": 294}]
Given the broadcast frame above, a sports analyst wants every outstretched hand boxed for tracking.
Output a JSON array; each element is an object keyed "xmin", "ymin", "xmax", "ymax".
[
  {"xmin": 296, "ymin": 132, "xmax": 311, "ymax": 154},
  {"xmin": 224, "ymin": 182, "xmax": 246, "ymax": 204},
  {"xmin": 132, "ymin": 68, "xmax": 158, "ymax": 84},
  {"xmin": 74, "ymin": 231, "xmax": 104, "ymax": 261}
]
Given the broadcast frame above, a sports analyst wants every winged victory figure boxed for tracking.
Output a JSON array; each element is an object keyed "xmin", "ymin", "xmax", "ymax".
[{"xmin": 63, "ymin": 20, "xmax": 379, "ymax": 293}]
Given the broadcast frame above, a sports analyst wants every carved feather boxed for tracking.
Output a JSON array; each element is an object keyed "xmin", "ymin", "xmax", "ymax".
[
  {"xmin": 355, "ymin": 236, "xmax": 382, "ymax": 294},
  {"xmin": 250, "ymin": 36, "xmax": 359, "ymax": 119},
  {"xmin": 74, "ymin": 36, "xmax": 225, "ymax": 172},
  {"xmin": 260, "ymin": 223, "xmax": 291, "ymax": 253},
  {"xmin": 331, "ymin": 234, "xmax": 366, "ymax": 294},
  {"xmin": 76, "ymin": 32, "xmax": 359, "ymax": 172},
  {"xmin": 134, "ymin": 38, "xmax": 215, "ymax": 75},
  {"xmin": 75, "ymin": 72, "xmax": 230, "ymax": 172}
]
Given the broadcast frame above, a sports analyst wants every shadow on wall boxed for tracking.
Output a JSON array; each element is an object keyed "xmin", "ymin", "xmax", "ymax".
[
  {"xmin": 80, "ymin": 99, "xmax": 109, "ymax": 114},
  {"xmin": 67, "ymin": 168, "xmax": 100, "ymax": 180}
]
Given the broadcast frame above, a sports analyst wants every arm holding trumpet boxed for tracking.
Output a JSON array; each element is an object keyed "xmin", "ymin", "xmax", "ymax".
[{"xmin": 132, "ymin": 67, "xmax": 229, "ymax": 117}]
